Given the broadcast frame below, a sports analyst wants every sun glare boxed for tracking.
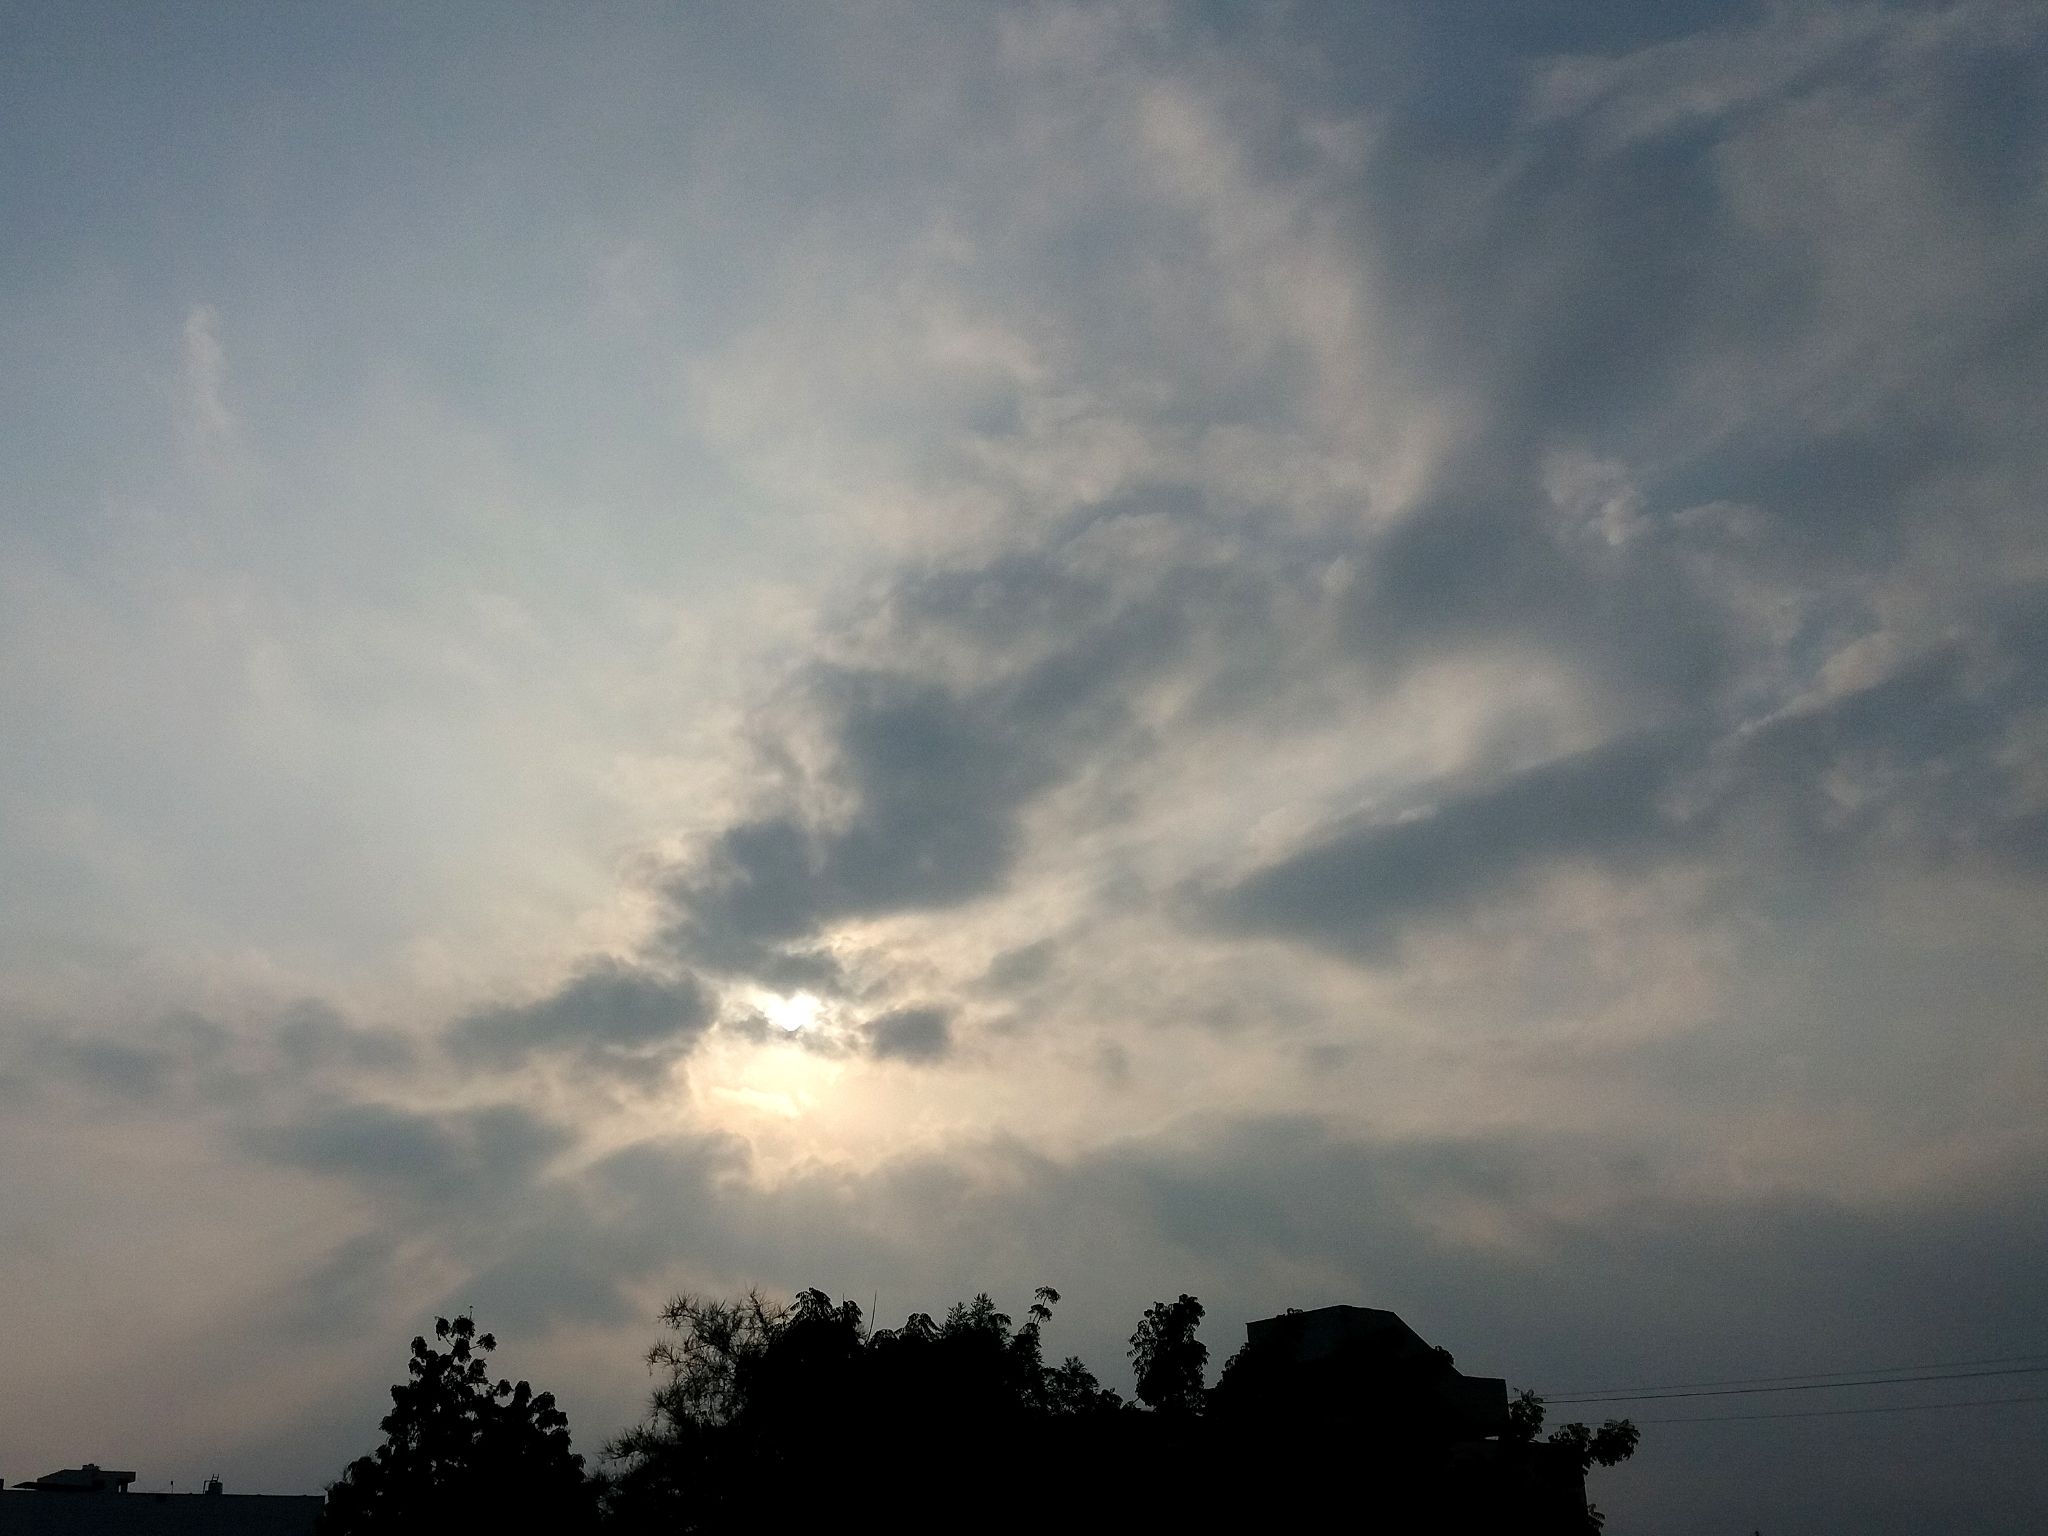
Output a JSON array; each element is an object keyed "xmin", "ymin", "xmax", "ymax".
[{"xmin": 751, "ymin": 988, "xmax": 826, "ymax": 1034}]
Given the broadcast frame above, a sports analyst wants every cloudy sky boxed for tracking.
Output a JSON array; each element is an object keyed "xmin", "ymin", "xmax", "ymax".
[{"xmin": 4, "ymin": 2, "xmax": 2046, "ymax": 1529}]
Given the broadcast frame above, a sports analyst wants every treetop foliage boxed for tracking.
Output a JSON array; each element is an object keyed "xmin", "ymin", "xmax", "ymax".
[
  {"xmin": 323, "ymin": 1292, "xmax": 1637, "ymax": 1535},
  {"xmin": 1507, "ymin": 1387, "xmax": 1643, "ymax": 1470},
  {"xmin": 1127, "ymin": 1293, "xmax": 1207, "ymax": 1414},
  {"xmin": 318, "ymin": 1314, "xmax": 594, "ymax": 1536}
]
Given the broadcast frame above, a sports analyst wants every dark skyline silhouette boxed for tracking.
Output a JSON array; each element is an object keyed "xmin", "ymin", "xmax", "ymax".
[{"xmin": 299, "ymin": 1293, "xmax": 1637, "ymax": 1535}]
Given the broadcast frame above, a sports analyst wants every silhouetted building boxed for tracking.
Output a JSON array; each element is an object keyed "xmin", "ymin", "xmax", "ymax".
[
  {"xmin": 1244, "ymin": 1303, "xmax": 1511, "ymax": 1435},
  {"xmin": 0, "ymin": 1467, "xmax": 320, "ymax": 1536},
  {"xmin": 1216, "ymin": 1306, "xmax": 1589, "ymax": 1533},
  {"xmin": 8, "ymin": 1470, "xmax": 135, "ymax": 1497}
]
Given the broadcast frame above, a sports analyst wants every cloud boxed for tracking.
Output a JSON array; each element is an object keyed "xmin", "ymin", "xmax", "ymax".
[
  {"xmin": 179, "ymin": 303, "xmax": 235, "ymax": 449},
  {"xmin": 865, "ymin": 1006, "xmax": 954, "ymax": 1064},
  {"xmin": 655, "ymin": 544, "xmax": 1198, "ymax": 987},
  {"xmin": 1344, "ymin": 486, "xmax": 1736, "ymax": 714},
  {"xmin": 451, "ymin": 960, "xmax": 714, "ymax": 1073},
  {"xmin": 4, "ymin": 7, "xmax": 2047, "ymax": 1530},
  {"xmin": 241, "ymin": 1100, "xmax": 571, "ymax": 1207},
  {"xmin": 29, "ymin": 1012, "xmax": 234, "ymax": 1105},
  {"xmin": 274, "ymin": 1000, "xmax": 416, "ymax": 1074},
  {"xmin": 1726, "ymin": 641, "xmax": 2048, "ymax": 870},
  {"xmin": 459, "ymin": 1131, "xmax": 754, "ymax": 1332},
  {"xmin": 1212, "ymin": 618, "xmax": 2047, "ymax": 966},
  {"xmin": 20, "ymin": 1003, "xmax": 410, "ymax": 1111},
  {"xmin": 982, "ymin": 938, "xmax": 1057, "ymax": 993},
  {"xmin": 659, "ymin": 670, "xmax": 1054, "ymax": 989},
  {"xmin": 1211, "ymin": 727, "xmax": 1697, "ymax": 961}
]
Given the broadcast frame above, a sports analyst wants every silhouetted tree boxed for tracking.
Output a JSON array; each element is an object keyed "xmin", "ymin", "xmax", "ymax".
[
  {"xmin": 1504, "ymin": 1388, "xmax": 1639, "ymax": 1468},
  {"xmin": 607, "ymin": 1287, "xmax": 1614, "ymax": 1534},
  {"xmin": 1508, "ymin": 1384, "xmax": 1549, "ymax": 1443},
  {"xmin": 320, "ymin": 1315, "xmax": 595, "ymax": 1536},
  {"xmin": 1128, "ymin": 1293, "xmax": 1208, "ymax": 1414},
  {"xmin": 598, "ymin": 1289, "xmax": 817, "ymax": 1533},
  {"xmin": 1044, "ymin": 1353, "xmax": 1123, "ymax": 1417},
  {"xmin": 603, "ymin": 1284, "xmax": 1120, "ymax": 1534},
  {"xmin": 1504, "ymin": 1388, "xmax": 1640, "ymax": 1533}
]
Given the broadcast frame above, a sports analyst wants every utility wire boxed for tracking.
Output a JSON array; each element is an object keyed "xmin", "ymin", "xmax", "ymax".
[
  {"xmin": 1640, "ymin": 1391, "xmax": 2048, "ymax": 1425},
  {"xmin": 1548, "ymin": 1368, "xmax": 2048, "ymax": 1417},
  {"xmin": 1548, "ymin": 1351, "xmax": 2048, "ymax": 1398},
  {"xmin": 1552, "ymin": 1364, "xmax": 2048, "ymax": 1404}
]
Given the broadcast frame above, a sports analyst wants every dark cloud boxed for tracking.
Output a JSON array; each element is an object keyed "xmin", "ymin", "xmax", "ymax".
[
  {"xmin": 651, "ymin": 488, "xmax": 1353, "ymax": 995},
  {"xmin": 241, "ymin": 1100, "xmax": 571, "ymax": 1206},
  {"xmin": 271, "ymin": 1233, "xmax": 411, "ymax": 1343},
  {"xmin": 459, "ymin": 1131, "xmax": 753, "ymax": 1332},
  {"xmin": 813, "ymin": 672, "xmax": 1042, "ymax": 909},
  {"xmin": 1727, "ymin": 648, "xmax": 2044, "ymax": 865},
  {"xmin": 1212, "ymin": 728, "xmax": 1697, "ymax": 960},
  {"xmin": 274, "ymin": 999, "xmax": 414, "ymax": 1074},
  {"xmin": 1216, "ymin": 612, "xmax": 2048, "ymax": 965},
  {"xmin": 35, "ymin": 1011, "xmax": 231, "ymax": 1103},
  {"xmin": 865, "ymin": 1005, "xmax": 953, "ymax": 1064},
  {"xmin": 659, "ymin": 559, "xmax": 1192, "ymax": 985},
  {"xmin": 20, "ymin": 1002, "xmax": 411, "ymax": 1110},
  {"xmin": 451, "ymin": 960, "xmax": 713, "ymax": 1073},
  {"xmin": 981, "ymin": 938, "xmax": 1056, "ymax": 992},
  {"xmin": 1307, "ymin": 1, "xmax": 2048, "ymax": 768},
  {"xmin": 662, "ymin": 672, "xmax": 1052, "ymax": 987},
  {"xmin": 1372, "ymin": 3, "xmax": 2048, "ymax": 508},
  {"xmin": 46, "ymin": 1038, "xmax": 188, "ymax": 1101},
  {"xmin": 716, "ymin": 1009, "xmax": 779, "ymax": 1046},
  {"xmin": 673, "ymin": 462, "xmax": 1736, "ymax": 992},
  {"xmin": 1349, "ymin": 490, "xmax": 1736, "ymax": 712}
]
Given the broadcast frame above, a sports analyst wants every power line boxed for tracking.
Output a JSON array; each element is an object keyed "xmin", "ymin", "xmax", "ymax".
[
  {"xmin": 1548, "ymin": 1359, "xmax": 2048, "ymax": 1409},
  {"xmin": 1640, "ymin": 1392, "xmax": 2048, "ymax": 1425},
  {"xmin": 1548, "ymin": 1352, "xmax": 2048, "ymax": 1398},
  {"xmin": 1549, "ymin": 1363, "xmax": 2048, "ymax": 1405}
]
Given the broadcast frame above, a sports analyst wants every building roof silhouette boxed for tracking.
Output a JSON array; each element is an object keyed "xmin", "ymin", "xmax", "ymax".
[{"xmin": 8, "ymin": 1468, "xmax": 135, "ymax": 1496}]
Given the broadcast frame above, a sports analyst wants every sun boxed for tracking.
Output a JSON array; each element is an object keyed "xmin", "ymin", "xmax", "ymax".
[{"xmin": 750, "ymin": 988, "xmax": 826, "ymax": 1035}]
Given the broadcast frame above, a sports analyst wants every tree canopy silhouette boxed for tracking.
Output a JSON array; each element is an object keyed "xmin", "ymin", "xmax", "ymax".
[
  {"xmin": 599, "ymin": 1286, "xmax": 1630, "ymax": 1534},
  {"xmin": 1505, "ymin": 1388, "xmax": 1641, "ymax": 1533},
  {"xmin": 1128, "ymin": 1293, "xmax": 1207, "ymax": 1414},
  {"xmin": 1506, "ymin": 1387, "xmax": 1641, "ymax": 1470},
  {"xmin": 323, "ymin": 1292, "xmax": 1635, "ymax": 1535},
  {"xmin": 319, "ymin": 1314, "xmax": 596, "ymax": 1536},
  {"xmin": 601, "ymin": 1285, "xmax": 1125, "ymax": 1534}
]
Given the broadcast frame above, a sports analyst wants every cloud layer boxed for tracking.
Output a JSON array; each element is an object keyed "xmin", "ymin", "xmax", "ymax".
[{"xmin": 3, "ymin": 5, "xmax": 2045, "ymax": 1533}]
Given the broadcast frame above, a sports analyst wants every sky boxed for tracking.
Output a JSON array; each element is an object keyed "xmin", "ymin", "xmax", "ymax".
[{"xmin": 2, "ymin": 1, "xmax": 2045, "ymax": 1528}]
